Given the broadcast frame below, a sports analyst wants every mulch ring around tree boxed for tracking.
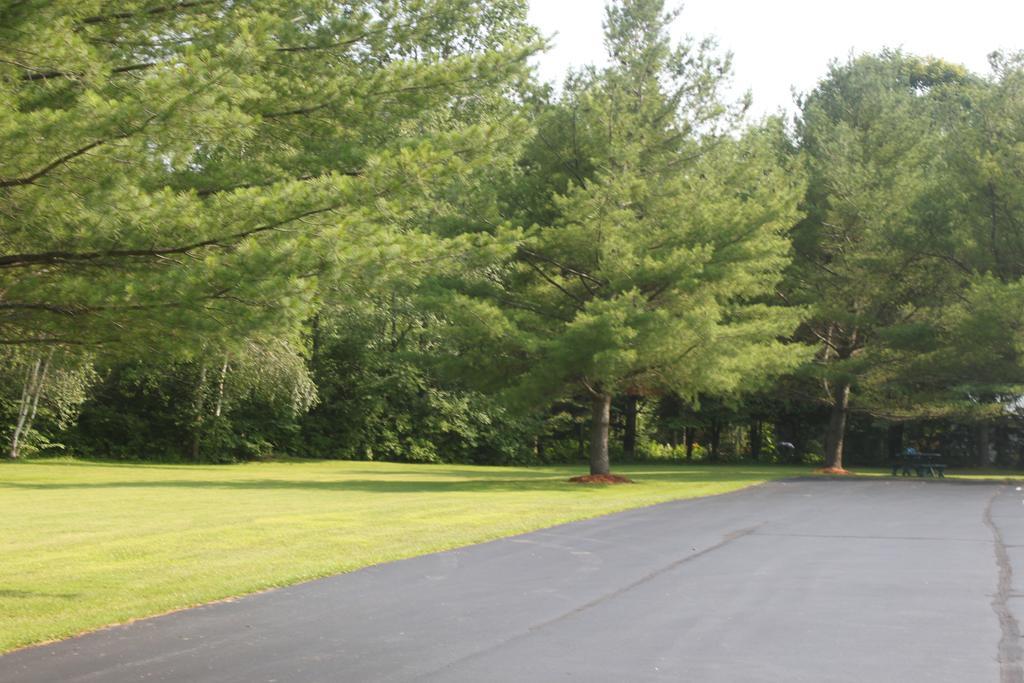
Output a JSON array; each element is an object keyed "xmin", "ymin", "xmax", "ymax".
[
  {"xmin": 568, "ymin": 474, "xmax": 635, "ymax": 484},
  {"xmin": 815, "ymin": 467, "xmax": 853, "ymax": 476}
]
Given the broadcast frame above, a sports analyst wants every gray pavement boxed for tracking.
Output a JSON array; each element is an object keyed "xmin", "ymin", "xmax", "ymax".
[{"xmin": 1, "ymin": 478, "xmax": 1021, "ymax": 682}]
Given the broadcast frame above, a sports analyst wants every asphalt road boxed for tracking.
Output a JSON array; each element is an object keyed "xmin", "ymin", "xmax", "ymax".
[{"xmin": 2, "ymin": 478, "xmax": 1021, "ymax": 683}]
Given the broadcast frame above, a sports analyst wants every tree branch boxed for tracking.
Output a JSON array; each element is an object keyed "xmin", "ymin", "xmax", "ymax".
[
  {"xmin": 19, "ymin": 61, "xmax": 156, "ymax": 82},
  {"xmin": 193, "ymin": 172, "xmax": 363, "ymax": 198},
  {"xmin": 0, "ymin": 205, "xmax": 339, "ymax": 269},
  {"xmin": 523, "ymin": 259, "xmax": 587, "ymax": 309},
  {"xmin": 517, "ymin": 247, "xmax": 605, "ymax": 286},
  {"xmin": 0, "ymin": 336, "xmax": 93, "ymax": 346},
  {"xmin": 78, "ymin": 1, "xmax": 218, "ymax": 25},
  {"xmin": 0, "ymin": 139, "xmax": 108, "ymax": 188}
]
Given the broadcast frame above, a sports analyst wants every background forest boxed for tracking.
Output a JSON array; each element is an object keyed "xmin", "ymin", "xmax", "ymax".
[{"xmin": 3, "ymin": 0, "xmax": 1024, "ymax": 473}]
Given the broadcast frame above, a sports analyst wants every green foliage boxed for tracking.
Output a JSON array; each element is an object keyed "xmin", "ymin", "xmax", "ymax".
[
  {"xmin": 0, "ymin": 0, "xmax": 540, "ymax": 352},
  {"xmin": 794, "ymin": 51, "xmax": 960, "ymax": 352},
  {"xmin": 2, "ymin": 0, "xmax": 544, "ymax": 461},
  {"xmin": 69, "ymin": 360, "xmax": 301, "ymax": 461},
  {"xmin": 644, "ymin": 441, "xmax": 707, "ymax": 461},
  {"xmin": 301, "ymin": 291, "xmax": 539, "ymax": 464},
  {"xmin": 786, "ymin": 52, "xmax": 976, "ymax": 466},
  {"xmin": 6, "ymin": 2, "xmax": 1024, "ymax": 471},
  {"xmin": 1, "ymin": 348, "xmax": 97, "ymax": 457},
  {"xmin": 896, "ymin": 53, "xmax": 1024, "ymax": 416},
  {"xmin": 441, "ymin": 0, "xmax": 807, "ymax": 419},
  {"xmin": 797, "ymin": 52, "xmax": 1024, "ymax": 423}
]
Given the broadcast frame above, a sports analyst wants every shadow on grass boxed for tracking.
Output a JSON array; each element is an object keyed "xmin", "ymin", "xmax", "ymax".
[
  {"xmin": 0, "ymin": 590, "xmax": 80, "ymax": 600},
  {"xmin": 0, "ymin": 469, "xmax": 787, "ymax": 494}
]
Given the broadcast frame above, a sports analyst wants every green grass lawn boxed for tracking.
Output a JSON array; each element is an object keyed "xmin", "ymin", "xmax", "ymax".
[{"xmin": 0, "ymin": 458, "xmax": 812, "ymax": 653}]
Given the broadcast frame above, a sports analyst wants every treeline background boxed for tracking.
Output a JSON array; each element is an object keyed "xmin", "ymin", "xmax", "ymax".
[{"xmin": 3, "ymin": 0, "xmax": 1023, "ymax": 471}]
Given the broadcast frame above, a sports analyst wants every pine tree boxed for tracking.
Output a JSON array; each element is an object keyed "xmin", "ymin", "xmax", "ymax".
[
  {"xmin": 791, "ymin": 52, "xmax": 970, "ymax": 469},
  {"xmin": 0, "ymin": 0, "xmax": 539, "ymax": 353},
  {"xmin": 883, "ymin": 53, "xmax": 1024, "ymax": 430},
  {"xmin": 441, "ymin": 0, "xmax": 806, "ymax": 476}
]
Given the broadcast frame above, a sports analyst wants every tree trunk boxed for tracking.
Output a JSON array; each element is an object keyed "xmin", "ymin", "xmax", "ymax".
[
  {"xmin": 994, "ymin": 422, "xmax": 1011, "ymax": 467},
  {"xmin": 824, "ymin": 382, "xmax": 851, "ymax": 470},
  {"xmin": 708, "ymin": 422, "xmax": 721, "ymax": 462},
  {"xmin": 685, "ymin": 426, "xmax": 694, "ymax": 460},
  {"xmin": 749, "ymin": 420, "xmax": 762, "ymax": 461},
  {"xmin": 589, "ymin": 393, "xmax": 612, "ymax": 476},
  {"xmin": 577, "ymin": 421, "xmax": 585, "ymax": 462},
  {"xmin": 886, "ymin": 423, "xmax": 904, "ymax": 462},
  {"xmin": 623, "ymin": 395, "xmax": 638, "ymax": 460},
  {"xmin": 213, "ymin": 355, "xmax": 229, "ymax": 418},
  {"xmin": 22, "ymin": 353, "xmax": 51, "ymax": 438},
  {"xmin": 190, "ymin": 363, "xmax": 208, "ymax": 461},
  {"xmin": 974, "ymin": 423, "xmax": 991, "ymax": 468},
  {"xmin": 9, "ymin": 360, "xmax": 38, "ymax": 459},
  {"xmin": 8, "ymin": 352, "xmax": 52, "ymax": 459}
]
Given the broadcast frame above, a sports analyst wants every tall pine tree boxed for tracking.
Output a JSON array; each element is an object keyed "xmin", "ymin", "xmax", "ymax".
[
  {"xmin": 792, "ymin": 52, "xmax": 969, "ymax": 469},
  {"xmin": 441, "ymin": 0, "xmax": 806, "ymax": 476}
]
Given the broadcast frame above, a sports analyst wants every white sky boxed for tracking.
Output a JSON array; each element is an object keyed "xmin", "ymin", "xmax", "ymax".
[{"xmin": 527, "ymin": 0, "xmax": 1024, "ymax": 118}]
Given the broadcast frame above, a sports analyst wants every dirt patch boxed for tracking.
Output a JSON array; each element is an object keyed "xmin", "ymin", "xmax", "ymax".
[
  {"xmin": 815, "ymin": 467, "xmax": 853, "ymax": 476},
  {"xmin": 569, "ymin": 474, "xmax": 634, "ymax": 485}
]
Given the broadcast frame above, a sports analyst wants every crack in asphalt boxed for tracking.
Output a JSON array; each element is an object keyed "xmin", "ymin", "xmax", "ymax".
[
  {"xmin": 984, "ymin": 486, "xmax": 1023, "ymax": 683},
  {"xmin": 418, "ymin": 525, "xmax": 761, "ymax": 680},
  {"xmin": 754, "ymin": 531, "xmax": 990, "ymax": 544}
]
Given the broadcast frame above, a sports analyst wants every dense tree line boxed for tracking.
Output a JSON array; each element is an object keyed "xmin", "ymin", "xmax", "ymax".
[{"xmin": 3, "ymin": 0, "xmax": 1023, "ymax": 473}]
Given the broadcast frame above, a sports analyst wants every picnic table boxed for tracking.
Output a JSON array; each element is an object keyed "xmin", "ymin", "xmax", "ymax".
[{"xmin": 891, "ymin": 449, "xmax": 946, "ymax": 478}]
